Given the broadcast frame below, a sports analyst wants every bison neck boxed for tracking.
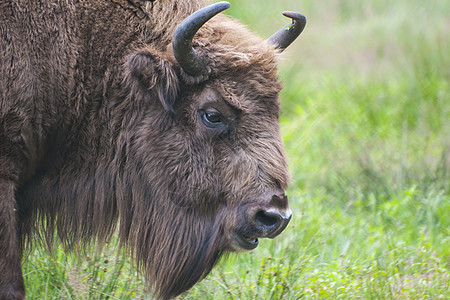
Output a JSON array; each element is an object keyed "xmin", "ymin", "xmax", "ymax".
[{"xmin": 18, "ymin": 153, "xmax": 227, "ymax": 297}]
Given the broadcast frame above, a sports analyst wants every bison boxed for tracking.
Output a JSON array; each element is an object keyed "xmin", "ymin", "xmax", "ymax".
[{"xmin": 0, "ymin": 0, "xmax": 306, "ymax": 298}]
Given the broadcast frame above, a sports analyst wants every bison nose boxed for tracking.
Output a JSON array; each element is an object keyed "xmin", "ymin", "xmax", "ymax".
[{"xmin": 254, "ymin": 193, "xmax": 292, "ymax": 238}]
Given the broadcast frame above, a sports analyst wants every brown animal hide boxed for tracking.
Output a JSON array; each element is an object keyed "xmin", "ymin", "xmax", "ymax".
[{"xmin": 1, "ymin": 0, "xmax": 304, "ymax": 298}]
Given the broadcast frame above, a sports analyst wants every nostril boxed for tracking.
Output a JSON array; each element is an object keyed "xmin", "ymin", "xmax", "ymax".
[{"xmin": 255, "ymin": 210, "xmax": 280, "ymax": 228}]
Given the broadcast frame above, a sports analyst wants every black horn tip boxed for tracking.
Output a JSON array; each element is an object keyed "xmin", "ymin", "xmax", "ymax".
[
  {"xmin": 215, "ymin": 1, "xmax": 231, "ymax": 10},
  {"xmin": 267, "ymin": 11, "xmax": 307, "ymax": 52},
  {"xmin": 282, "ymin": 11, "xmax": 307, "ymax": 24}
]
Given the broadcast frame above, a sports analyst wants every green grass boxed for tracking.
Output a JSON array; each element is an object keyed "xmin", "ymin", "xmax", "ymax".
[{"xmin": 23, "ymin": 0, "xmax": 449, "ymax": 299}]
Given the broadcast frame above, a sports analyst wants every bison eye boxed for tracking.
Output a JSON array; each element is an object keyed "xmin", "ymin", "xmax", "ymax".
[
  {"xmin": 204, "ymin": 112, "xmax": 221, "ymax": 123},
  {"xmin": 200, "ymin": 109, "xmax": 225, "ymax": 129}
]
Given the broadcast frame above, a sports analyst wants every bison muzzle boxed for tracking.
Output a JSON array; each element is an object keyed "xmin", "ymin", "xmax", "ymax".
[{"xmin": 0, "ymin": 0, "xmax": 306, "ymax": 298}]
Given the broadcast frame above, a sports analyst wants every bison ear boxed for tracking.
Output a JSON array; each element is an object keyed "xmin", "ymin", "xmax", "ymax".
[{"xmin": 124, "ymin": 50, "xmax": 179, "ymax": 113}]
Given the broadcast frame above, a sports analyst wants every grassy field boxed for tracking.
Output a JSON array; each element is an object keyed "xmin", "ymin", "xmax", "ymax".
[{"xmin": 23, "ymin": 0, "xmax": 449, "ymax": 299}]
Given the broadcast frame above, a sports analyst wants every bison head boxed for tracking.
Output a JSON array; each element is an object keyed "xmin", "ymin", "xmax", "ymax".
[{"xmin": 119, "ymin": 2, "xmax": 305, "ymax": 298}]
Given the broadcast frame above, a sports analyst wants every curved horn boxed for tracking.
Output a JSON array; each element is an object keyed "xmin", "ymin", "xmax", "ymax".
[
  {"xmin": 172, "ymin": 2, "xmax": 230, "ymax": 76},
  {"xmin": 267, "ymin": 12, "xmax": 306, "ymax": 51}
]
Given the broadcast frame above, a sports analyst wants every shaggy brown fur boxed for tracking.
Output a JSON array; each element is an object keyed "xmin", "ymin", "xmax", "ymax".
[{"xmin": 0, "ymin": 0, "xmax": 294, "ymax": 299}]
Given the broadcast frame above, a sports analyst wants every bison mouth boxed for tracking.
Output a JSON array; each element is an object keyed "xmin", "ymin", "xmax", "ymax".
[{"xmin": 233, "ymin": 232, "xmax": 259, "ymax": 250}]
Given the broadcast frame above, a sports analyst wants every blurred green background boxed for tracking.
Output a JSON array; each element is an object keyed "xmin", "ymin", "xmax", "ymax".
[{"xmin": 23, "ymin": 0, "xmax": 449, "ymax": 298}]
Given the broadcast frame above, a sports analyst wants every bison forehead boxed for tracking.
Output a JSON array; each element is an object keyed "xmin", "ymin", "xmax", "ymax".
[
  {"xmin": 178, "ymin": 14, "xmax": 281, "ymax": 83},
  {"xmin": 211, "ymin": 77, "xmax": 282, "ymax": 117}
]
